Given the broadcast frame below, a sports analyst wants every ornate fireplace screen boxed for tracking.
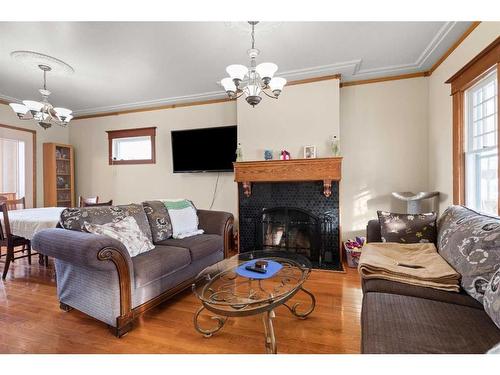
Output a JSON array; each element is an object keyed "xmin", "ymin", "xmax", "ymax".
[{"xmin": 258, "ymin": 207, "xmax": 336, "ymax": 267}]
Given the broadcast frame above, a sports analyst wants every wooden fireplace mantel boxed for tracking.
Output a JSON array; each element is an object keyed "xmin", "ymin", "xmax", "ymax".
[{"xmin": 233, "ymin": 157, "xmax": 342, "ymax": 197}]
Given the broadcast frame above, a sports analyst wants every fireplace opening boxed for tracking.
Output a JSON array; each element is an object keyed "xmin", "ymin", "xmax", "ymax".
[
  {"xmin": 257, "ymin": 206, "xmax": 337, "ymax": 268},
  {"xmin": 261, "ymin": 207, "xmax": 320, "ymax": 262}
]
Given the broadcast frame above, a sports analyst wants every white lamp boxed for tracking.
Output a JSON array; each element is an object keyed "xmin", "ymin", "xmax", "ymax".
[
  {"xmin": 54, "ymin": 107, "xmax": 73, "ymax": 122},
  {"xmin": 269, "ymin": 77, "xmax": 287, "ymax": 96},
  {"xmin": 256, "ymin": 62, "xmax": 278, "ymax": 84},
  {"xmin": 226, "ymin": 64, "xmax": 248, "ymax": 83},
  {"xmin": 9, "ymin": 103, "xmax": 29, "ymax": 117},
  {"xmin": 221, "ymin": 77, "xmax": 237, "ymax": 97},
  {"xmin": 23, "ymin": 100, "xmax": 44, "ymax": 113}
]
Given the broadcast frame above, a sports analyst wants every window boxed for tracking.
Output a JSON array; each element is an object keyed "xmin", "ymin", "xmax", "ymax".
[
  {"xmin": 106, "ymin": 127, "xmax": 156, "ymax": 165},
  {"xmin": 0, "ymin": 137, "xmax": 26, "ymax": 198},
  {"xmin": 448, "ymin": 37, "xmax": 499, "ymax": 215},
  {"xmin": 465, "ymin": 72, "xmax": 498, "ymax": 215}
]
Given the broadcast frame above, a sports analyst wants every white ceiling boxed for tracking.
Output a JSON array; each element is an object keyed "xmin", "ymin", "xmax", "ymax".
[{"xmin": 0, "ymin": 22, "xmax": 472, "ymax": 116}]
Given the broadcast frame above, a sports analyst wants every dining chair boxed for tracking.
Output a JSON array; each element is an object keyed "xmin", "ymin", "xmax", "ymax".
[
  {"xmin": 82, "ymin": 199, "xmax": 113, "ymax": 207},
  {"xmin": 79, "ymin": 196, "xmax": 99, "ymax": 207},
  {"xmin": 0, "ymin": 202, "xmax": 32, "ymax": 279},
  {"xmin": 6, "ymin": 197, "xmax": 25, "ymax": 211}
]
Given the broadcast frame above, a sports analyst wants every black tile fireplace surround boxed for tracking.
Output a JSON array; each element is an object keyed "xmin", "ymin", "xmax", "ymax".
[{"xmin": 238, "ymin": 181, "xmax": 341, "ymax": 270}]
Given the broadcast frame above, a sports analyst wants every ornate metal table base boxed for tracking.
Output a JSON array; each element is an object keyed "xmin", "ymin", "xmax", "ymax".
[
  {"xmin": 262, "ymin": 310, "xmax": 277, "ymax": 354},
  {"xmin": 193, "ymin": 306, "xmax": 227, "ymax": 338},
  {"xmin": 193, "ymin": 286, "xmax": 316, "ymax": 353},
  {"xmin": 283, "ymin": 287, "xmax": 316, "ymax": 319}
]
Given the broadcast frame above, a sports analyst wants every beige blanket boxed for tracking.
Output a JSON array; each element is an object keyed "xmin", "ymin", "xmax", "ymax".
[{"xmin": 358, "ymin": 242, "xmax": 460, "ymax": 292}]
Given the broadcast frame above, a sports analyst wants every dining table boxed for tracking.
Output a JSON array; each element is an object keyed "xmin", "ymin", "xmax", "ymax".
[{"xmin": 1, "ymin": 207, "xmax": 66, "ymax": 240}]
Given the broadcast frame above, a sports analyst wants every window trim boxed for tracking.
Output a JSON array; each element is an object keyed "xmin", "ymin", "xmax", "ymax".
[
  {"xmin": 106, "ymin": 127, "xmax": 156, "ymax": 165},
  {"xmin": 446, "ymin": 36, "xmax": 499, "ymax": 214}
]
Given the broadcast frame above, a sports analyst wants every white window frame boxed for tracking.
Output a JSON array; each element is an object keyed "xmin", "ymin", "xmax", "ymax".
[{"xmin": 464, "ymin": 70, "xmax": 498, "ymax": 214}]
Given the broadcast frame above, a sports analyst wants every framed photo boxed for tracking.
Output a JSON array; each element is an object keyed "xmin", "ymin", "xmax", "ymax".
[{"xmin": 303, "ymin": 145, "xmax": 317, "ymax": 159}]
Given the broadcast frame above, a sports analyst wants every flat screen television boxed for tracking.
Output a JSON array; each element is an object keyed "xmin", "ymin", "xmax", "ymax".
[{"xmin": 171, "ymin": 125, "xmax": 237, "ymax": 173}]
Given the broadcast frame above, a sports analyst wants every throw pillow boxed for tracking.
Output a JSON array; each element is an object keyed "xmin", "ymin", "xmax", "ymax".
[
  {"xmin": 84, "ymin": 216, "xmax": 154, "ymax": 257},
  {"xmin": 437, "ymin": 205, "xmax": 500, "ymax": 303},
  {"xmin": 162, "ymin": 199, "xmax": 204, "ymax": 239},
  {"xmin": 483, "ymin": 269, "xmax": 500, "ymax": 329},
  {"xmin": 142, "ymin": 200, "xmax": 173, "ymax": 243},
  {"xmin": 60, "ymin": 203, "xmax": 153, "ymax": 242},
  {"xmin": 377, "ymin": 211, "xmax": 437, "ymax": 244}
]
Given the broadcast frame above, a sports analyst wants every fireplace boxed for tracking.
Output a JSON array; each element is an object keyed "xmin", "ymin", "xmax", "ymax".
[
  {"xmin": 261, "ymin": 207, "xmax": 319, "ymax": 260},
  {"xmin": 259, "ymin": 206, "xmax": 339, "ymax": 267},
  {"xmin": 234, "ymin": 158, "xmax": 342, "ymax": 270}
]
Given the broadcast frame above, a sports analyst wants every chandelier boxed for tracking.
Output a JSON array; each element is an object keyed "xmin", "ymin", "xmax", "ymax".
[
  {"xmin": 221, "ymin": 21, "xmax": 286, "ymax": 107},
  {"xmin": 9, "ymin": 64, "xmax": 73, "ymax": 130}
]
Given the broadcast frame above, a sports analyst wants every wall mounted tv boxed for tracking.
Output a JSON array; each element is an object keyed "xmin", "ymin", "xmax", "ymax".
[{"xmin": 171, "ymin": 125, "xmax": 237, "ymax": 173}]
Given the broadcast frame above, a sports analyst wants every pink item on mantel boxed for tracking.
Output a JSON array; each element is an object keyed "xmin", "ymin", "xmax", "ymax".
[{"xmin": 280, "ymin": 150, "xmax": 291, "ymax": 160}]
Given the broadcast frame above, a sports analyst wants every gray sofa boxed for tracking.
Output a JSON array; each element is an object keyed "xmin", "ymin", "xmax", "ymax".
[
  {"xmin": 32, "ymin": 205, "xmax": 233, "ymax": 337},
  {"xmin": 362, "ymin": 206, "xmax": 500, "ymax": 353}
]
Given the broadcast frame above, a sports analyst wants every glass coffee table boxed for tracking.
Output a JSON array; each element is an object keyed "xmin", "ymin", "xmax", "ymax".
[{"xmin": 192, "ymin": 250, "xmax": 316, "ymax": 354}]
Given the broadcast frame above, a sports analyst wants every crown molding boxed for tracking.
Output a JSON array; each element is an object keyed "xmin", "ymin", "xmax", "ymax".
[
  {"xmin": 340, "ymin": 72, "xmax": 428, "ymax": 88},
  {"xmin": 72, "ymin": 90, "xmax": 229, "ymax": 117},
  {"xmin": 429, "ymin": 21, "xmax": 481, "ymax": 74},
  {"xmin": 351, "ymin": 22, "xmax": 458, "ymax": 78},
  {"xmin": 0, "ymin": 93, "xmax": 20, "ymax": 105}
]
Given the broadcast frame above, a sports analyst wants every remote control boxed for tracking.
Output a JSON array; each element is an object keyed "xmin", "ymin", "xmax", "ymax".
[{"xmin": 245, "ymin": 265, "xmax": 267, "ymax": 274}]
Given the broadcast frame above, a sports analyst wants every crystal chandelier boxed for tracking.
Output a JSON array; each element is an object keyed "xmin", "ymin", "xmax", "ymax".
[
  {"xmin": 9, "ymin": 64, "xmax": 73, "ymax": 130},
  {"xmin": 221, "ymin": 21, "xmax": 287, "ymax": 107}
]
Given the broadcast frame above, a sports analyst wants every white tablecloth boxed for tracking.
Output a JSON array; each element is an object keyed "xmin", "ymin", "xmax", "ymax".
[{"xmin": 0, "ymin": 207, "xmax": 66, "ymax": 240}]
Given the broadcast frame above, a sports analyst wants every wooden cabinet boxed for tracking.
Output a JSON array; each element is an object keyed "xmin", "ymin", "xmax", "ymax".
[{"xmin": 43, "ymin": 143, "xmax": 75, "ymax": 207}]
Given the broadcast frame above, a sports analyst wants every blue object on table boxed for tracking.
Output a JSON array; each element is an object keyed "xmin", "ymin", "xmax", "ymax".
[{"xmin": 236, "ymin": 259, "xmax": 283, "ymax": 279}]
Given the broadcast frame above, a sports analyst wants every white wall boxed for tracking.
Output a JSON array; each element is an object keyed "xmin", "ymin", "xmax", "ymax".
[
  {"xmin": 0, "ymin": 103, "xmax": 69, "ymax": 207},
  {"xmin": 428, "ymin": 22, "xmax": 500, "ymax": 213},
  {"xmin": 69, "ymin": 102, "xmax": 238, "ymax": 214},
  {"xmin": 237, "ymin": 79, "xmax": 340, "ymax": 160},
  {"xmin": 340, "ymin": 77, "xmax": 429, "ymax": 238}
]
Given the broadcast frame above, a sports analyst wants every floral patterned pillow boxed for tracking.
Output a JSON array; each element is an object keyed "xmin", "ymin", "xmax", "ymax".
[
  {"xmin": 142, "ymin": 200, "xmax": 173, "ymax": 243},
  {"xmin": 60, "ymin": 204, "xmax": 153, "ymax": 242},
  {"xmin": 377, "ymin": 211, "xmax": 437, "ymax": 244},
  {"xmin": 84, "ymin": 216, "xmax": 154, "ymax": 257},
  {"xmin": 437, "ymin": 205, "xmax": 500, "ymax": 303},
  {"xmin": 484, "ymin": 269, "xmax": 500, "ymax": 329}
]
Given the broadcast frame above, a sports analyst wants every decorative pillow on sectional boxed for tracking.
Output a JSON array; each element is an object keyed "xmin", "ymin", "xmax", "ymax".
[
  {"xmin": 84, "ymin": 216, "xmax": 154, "ymax": 257},
  {"xmin": 162, "ymin": 199, "xmax": 204, "ymax": 239},
  {"xmin": 484, "ymin": 269, "xmax": 500, "ymax": 329},
  {"xmin": 142, "ymin": 200, "xmax": 173, "ymax": 243},
  {"xmin": 437, "ymin": 205, "xmax": 500, "ymax": 303},
  {"xmin": 377, "ymin": 211, "xmax": 437, "ymax": 244},
  {"xmin": 60, "ymin": 203, "xmax": 153, "ymax": 241}
]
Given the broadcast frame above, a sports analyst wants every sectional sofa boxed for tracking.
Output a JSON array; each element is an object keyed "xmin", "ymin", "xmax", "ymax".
[
  {"xmin": 33, "ymin": 202, "xmax": 233, "ymax": 337},
  {"xmin": 362, "ymin": 206, "xmax": 500, "ymax": 353}
]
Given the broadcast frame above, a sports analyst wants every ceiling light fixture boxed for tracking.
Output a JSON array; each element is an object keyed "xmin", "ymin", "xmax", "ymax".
[
  {"xmin": 9, "ymin": 62, "xmax": 73, "ymax": 130},
  {"xmin": 221, "ymin": 21, "xmax": 286, "ymax": 107}
]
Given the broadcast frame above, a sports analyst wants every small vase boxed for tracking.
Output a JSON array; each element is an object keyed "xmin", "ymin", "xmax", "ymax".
[
  {"xmin": 235, "ymin": 143, "xmax": 243, "ymax": 162},
  {"xmin": 331, "ymin": 136, "xmax": 340, "ymax": 156}
]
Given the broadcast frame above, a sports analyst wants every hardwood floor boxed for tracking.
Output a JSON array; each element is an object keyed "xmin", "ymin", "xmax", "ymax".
[{"xmin": 0, "ymin": 256, "xmax": 362, "ymax": 354}]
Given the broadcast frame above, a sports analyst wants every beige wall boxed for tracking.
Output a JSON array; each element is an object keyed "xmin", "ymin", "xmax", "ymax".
[
  {"xmin": 237, "ymin": 79, "xmax": 340, "ymax": 160},
  {"xmin": 70, "ymin": 76, "xmax": 428, "ymax": 239},
  {"xmin": 428, "ymin": 22, "xmax": 500, "ymax": 214},
  {"xmin": 70, "ymin": 102, "xmax": 238, "ymax": 214},
  {"xmin": 0, "ymin": 103, "xmax": 69, "ymax": 207},
  {"xmin": 340, "ymin": 77, "xmax": 429, "ymax": 238},
  {"xmin": 71, "ymin": 79, "xmax": 340, "ymax": 218}
]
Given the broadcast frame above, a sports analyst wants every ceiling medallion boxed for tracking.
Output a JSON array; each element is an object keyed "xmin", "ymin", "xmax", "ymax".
[
  {"xmin": 8, "ymin": 51, "xmax": 74, "ymax": 129},
  {"xmin": 220, "ymin": 21, "xmax": 286, "ymax": 107}
]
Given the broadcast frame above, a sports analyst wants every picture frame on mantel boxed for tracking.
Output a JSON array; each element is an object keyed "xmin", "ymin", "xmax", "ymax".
[{"xmin": 304, "ymin": 145, "xmax": 317, "ymax": 159}]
